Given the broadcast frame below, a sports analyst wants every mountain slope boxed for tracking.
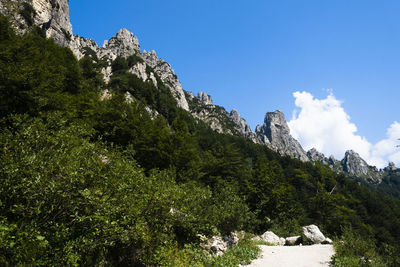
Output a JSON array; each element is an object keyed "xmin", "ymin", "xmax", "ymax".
[{"xmin": 1, "ymin": 1, "xmax": 400, "ymax": 266}]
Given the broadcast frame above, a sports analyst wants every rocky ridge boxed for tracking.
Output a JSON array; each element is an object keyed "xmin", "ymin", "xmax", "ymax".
[
  {"xmin": 70, "ymin": 32, "xmax": 190, "ymax": 111},
  {"xmin": 0, "ymin": 0, "xmax": 189, "ymax": 111},
  {"xmin": 2, "ymin": 0, "xmax": 396, "ymax": 184},
  {"xmin": 186, "ymin": 92, "xmax": 261, "ymax": 143}
]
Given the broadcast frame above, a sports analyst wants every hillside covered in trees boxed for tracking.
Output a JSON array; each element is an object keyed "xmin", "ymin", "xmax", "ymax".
[{"xmin": 1, "ymin": 12, "xmax": 400, "ymax": 266}]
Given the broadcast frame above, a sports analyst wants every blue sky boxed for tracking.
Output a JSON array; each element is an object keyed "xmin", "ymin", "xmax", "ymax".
[{"xmin": 70, "ymin": 0, "xmax": 400, "ymax": 167}]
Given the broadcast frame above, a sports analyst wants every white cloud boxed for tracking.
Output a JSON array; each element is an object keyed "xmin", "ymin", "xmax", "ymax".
[{"xmin": 287, "ymin": 91, "xmax": 400, "ymax": 169}]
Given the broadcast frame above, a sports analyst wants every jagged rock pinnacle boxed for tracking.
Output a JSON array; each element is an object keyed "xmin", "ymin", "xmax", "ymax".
[
  {"xmin": 197, "ymin": 92, "xmax": 213, "ymax": 106},
  {"xmin": 256, "ymin": 110, "xmax": 309, "ymax": 161}
]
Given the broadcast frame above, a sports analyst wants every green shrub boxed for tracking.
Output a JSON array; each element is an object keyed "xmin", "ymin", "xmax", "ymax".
[
  {"xmin": 332, "ymin": 227, "xmax": 386, "ymax": 267},
  {"xmin": 19, "ymin": 2, "xmax": 36, "ymax": 26}
]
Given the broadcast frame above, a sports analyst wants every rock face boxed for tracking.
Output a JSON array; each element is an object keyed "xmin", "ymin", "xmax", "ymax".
[
  {"xmin": 307, "ymin": 148, "xmax": 330, "ymax": 165},
  {"xmin": 302, "ymin": 225, "xmax": 326, "ymax": 244},
  {"xmin": 1, "ymin": 0, "xmax": 190, "ymax": 111},
  {"xmin": 198, "ymin": 92, "xmax": 213, "ymax": 106},
  {"xmin": 384, "ymin": 162, "xmax": 398, "ymax": 172},
  {"xmin": 187, "ymin": 92, "xmax": 262, "ymax": 143},
  {"xmin": 0, "ymin": 0, "xmax": 72, "ymax": 46},
  {"xmin": 256, "ymin": 111, "xmax": 309, "ymax": 161},
  {"xmin": 342, "ymin": 150, "xmax": 369, "ymax": 176},
  {"xmin": 141, "ymin": 50, "xmax": 189, "ymax": 110},
  {"xmin": 341, "ymin": 150, "xmax": 382, "ymax": 183},
  {"xmin": 229, "ymin": 109, "xmax": 260, "ymax": 143}
]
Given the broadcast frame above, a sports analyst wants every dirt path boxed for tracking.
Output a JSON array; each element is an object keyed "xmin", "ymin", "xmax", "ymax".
[{"xmin": 244, "ymin": 244, "xmax": 335, "ymax": 267}]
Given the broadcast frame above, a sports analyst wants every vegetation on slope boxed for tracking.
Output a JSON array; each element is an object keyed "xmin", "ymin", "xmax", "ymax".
[{"xmin": 1, "ymin": 15, "xmax": 400, "ymax": 266}]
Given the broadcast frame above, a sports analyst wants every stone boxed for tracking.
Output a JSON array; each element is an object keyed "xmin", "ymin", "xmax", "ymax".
[
  {"xmin": 285, "ymin": 236, "xmax": 302, "ymax": 246},
  {"xmin": 260, "ymin": 231, "xmax": 284, "ymax": 246},
  {"xmin": 302, "ymin": 225, "xmax": 326, "ymax": 244},
  {"xmin": 322, "ymin": 238, "xmax": 333, "ymax": 244},
  {"xmin": 256, "ymin": 110, "xmax": 309, "ymax": 161},
  {"xmin": 223, "ymin": 232, "xmax": 239, "ymax": 248},
  {"xmin": 200, "ymin": 233, "xmax": 239, "ymax": 256}
]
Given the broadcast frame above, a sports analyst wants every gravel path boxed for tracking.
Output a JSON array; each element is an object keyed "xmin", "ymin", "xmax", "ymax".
[{"xmin": 245, "ymin": 244, "xmax": 335, "ymax": 267}]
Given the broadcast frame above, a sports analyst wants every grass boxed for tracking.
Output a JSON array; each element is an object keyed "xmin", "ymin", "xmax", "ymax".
[{"xmin": 152, "ymin": 237, "xmax": 262, "ymax": 267}]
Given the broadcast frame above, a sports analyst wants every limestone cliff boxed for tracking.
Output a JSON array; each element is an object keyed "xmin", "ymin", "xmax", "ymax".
[
  {"xmin": 255, "ymin": 110, "xmax": 309, "ymax": 161},
  {"xmin": 0, "ymin": 0, "xmax": 72, "ymax": 46}
]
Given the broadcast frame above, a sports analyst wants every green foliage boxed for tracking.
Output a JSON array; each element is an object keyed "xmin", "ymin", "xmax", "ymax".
[
  {"xmin": 332, "ymin": 227, "xmax": 387, "ymax": 267},
  {"xmin": 19, "ymin": 2, "xmax": 36, "ymax": 26},
  {"xmin": 0, "ymin": 22, "xmax": 81, "ymax": 117}
]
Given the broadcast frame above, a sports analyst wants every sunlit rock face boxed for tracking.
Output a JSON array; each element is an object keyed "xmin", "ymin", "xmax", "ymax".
[{"xmin": 256, "ymin": 110, "xmax": 309, "ymax": 161}]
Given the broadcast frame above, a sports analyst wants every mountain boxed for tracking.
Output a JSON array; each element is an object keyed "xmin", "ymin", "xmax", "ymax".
[
  {"xmin": 3, "ymin": 0, "xmax": 396, "ymax": 186},
  {"xmin": 2, "ymin": 1, "xmax": 400, "ymax": 266}
]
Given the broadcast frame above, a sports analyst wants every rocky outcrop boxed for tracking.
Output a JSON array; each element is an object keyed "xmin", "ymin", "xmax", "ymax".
[
  {"xmin": 187, "ymin": 93, "xmax": 261, "ymax": 143},
  {"xmin": 141, "ymin": 50, "xmax": 189, "ymax": 110},
  {"xmin": 230, "ymin": 109, "xmax": 261, "ymax": 143},
  {"xmin": 70, "ymin": 28, "xmax": 140, "ymax": 61},
  {"xmin": 199, "ymin": 233, "xmax": 239, "ymax": 256},
  {"xmin": 342, "ymin": 150, "xmax": 369, "ymax": 176},
  {"xmin": 307, "ymin": 148, "xmax": 330, "ymax": 165},
  {"xmin": 256, "ymin": 110, "xmax": 309, "ymax": 161},
  {"xmin": 384, "ymin": 162, "xmax": 398, "ymax": 172},
  {"xmin": 198, "ymin": 92, "xmax": 213, "ymax": 106},
  {"xmin": 341, "ymin": 150, "xmax": 382, "ymax": 183},
  {"xmin": 0, "ymin": 0, "xmax": 72, "ymax": 46},
  {"xmin": 71, "ymin": 31, "xmax": 189, "ymax": 111},
  {"xmin": 1, "ymin": 0, "xmax": 189, "ymax": 111}
]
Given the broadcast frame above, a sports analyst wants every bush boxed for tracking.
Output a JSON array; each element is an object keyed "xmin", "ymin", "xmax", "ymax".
[
  {"xmin": 332, "ymin": 227, "xmax": 386, "ymax": 267},
  {"xmin": 19, "ymin": 2, "xmax": 36, "ymax": 26}
]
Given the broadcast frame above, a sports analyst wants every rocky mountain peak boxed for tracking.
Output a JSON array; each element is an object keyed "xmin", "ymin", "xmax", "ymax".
[
  {"xmin": 197, "ymin": 92, "xmax": 213, "ymax": 106},
  {"xmin": 384, "ymin": 162, "xmax": 398, "ymax": 172},
  {"xmin": 307, "ymin": 148, "xmax": 326, "ymax": 162},
  {"xmin": 229, "ymin": 109, "xmax": 260, "ymax": 143},
  {"xmin": 265, "ymin": 110, "xmax": 287, "ymax": 129},
  {"xmin": 342, "ymin": 150, "xmax": 369, "ymax": 175},
  {"xmin": 256, "ymin": 110, "xmax": 309, "ymax": 161},
  {"xmin": 103, "ymin": 28, "xmax": 140, "ymax": 57}
]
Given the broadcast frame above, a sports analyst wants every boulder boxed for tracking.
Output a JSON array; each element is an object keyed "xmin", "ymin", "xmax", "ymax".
[
  {"xmin": 223, "ymin": 232, "xmax": 239, "ymax": 248},
  {"xmin": 199, "ymin": 232, "xmax": 239, "ymax": 256},
  {"xmin": 285, "ymin": 236, "xmax": 302, "ymax": 246},
  {"xmin": 260, "ymin": 231, "xmax": 285, "ymax": 246},
  {"xmin": 322, "ymin": 237, "xmax": 333, "ymax": 244},
  {"xmin": 302, "ymin": 225, "xmax": 326, "ymax": 244}
]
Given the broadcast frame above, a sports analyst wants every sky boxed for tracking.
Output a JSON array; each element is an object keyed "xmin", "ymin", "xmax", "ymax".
[{"xmin": 70, "ymin": 0, "xmax": 400, "ymax": 168}]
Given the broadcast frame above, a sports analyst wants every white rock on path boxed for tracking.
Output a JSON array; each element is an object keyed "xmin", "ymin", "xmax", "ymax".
[
  {"xmin": 260, "ymin": 231, "xmax": 285, "ymax": 246},
  {"xmin": 302, "ymin": 225, "xmax": 326, "ymax": 244}
]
